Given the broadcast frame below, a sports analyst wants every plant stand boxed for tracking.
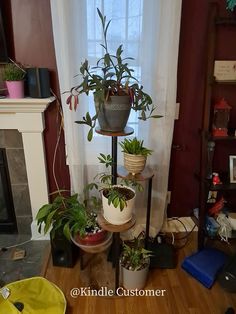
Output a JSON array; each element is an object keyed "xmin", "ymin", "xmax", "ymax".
[
  {"xmin": 95, "ymin": 126, "xmax": 155, "ymax": 291},
  {"xmin": 96, "ymin": 126, "xmax": 134, "ymax": 291}
]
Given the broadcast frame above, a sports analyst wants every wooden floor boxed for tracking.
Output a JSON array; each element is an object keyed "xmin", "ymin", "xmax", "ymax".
[{"xmin": 42, "ymin": 233, "xmax": 236, "ymax": 314}]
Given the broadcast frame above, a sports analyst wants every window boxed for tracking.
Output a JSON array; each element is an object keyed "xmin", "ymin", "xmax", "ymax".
[{"xmin": 85, "ymin": 0, "xmax": 143, "ymax": 136}]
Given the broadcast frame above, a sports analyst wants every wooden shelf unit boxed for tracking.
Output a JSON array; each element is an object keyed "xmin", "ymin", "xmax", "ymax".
[{"xmin": 198, "ymin": 4, "xmax": 236, "ymax": 249}]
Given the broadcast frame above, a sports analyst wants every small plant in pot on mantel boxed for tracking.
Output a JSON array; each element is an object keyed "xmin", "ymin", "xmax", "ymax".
[
  {"xmin": 65, "ymin": 8, "xmax": 161, "ymax": 141},
  {"xmin": 3, "ymin": 61, "xmax": 26, "ymax": 99},
  {"xmin": 120, "ymin": 238, "xmax": 152, "ymax": 290},
  {"xmin": 119, "ymin": 137, "xmax": 153, "ymax": 175}
]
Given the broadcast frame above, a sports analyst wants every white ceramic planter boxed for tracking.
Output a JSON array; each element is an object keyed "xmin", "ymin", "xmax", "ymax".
[
  {"xmin": 102, "ymin": 185, "xmax": 135, "ymax": 225},
  {"xmin": 121, "ymin": 261, "xmax": 150, "ymax": 290},
  {"xmin": 124, "ymin": 153, "xmax": 146, "ymax": 175}
]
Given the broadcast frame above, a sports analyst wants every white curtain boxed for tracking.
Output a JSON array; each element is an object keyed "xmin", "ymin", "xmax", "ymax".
[{"xmin": 50, "ymin": 0, "xmax": 182, "ymax": 234}]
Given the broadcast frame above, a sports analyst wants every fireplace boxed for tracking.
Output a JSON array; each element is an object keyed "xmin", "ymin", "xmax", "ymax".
[
  {"xmin": 0, "ymin": 97, "xmax": 54, "ymax": 238},
  {"xmin": 0, "ymin": 148, "xmax": 17, "ymax": 233}
]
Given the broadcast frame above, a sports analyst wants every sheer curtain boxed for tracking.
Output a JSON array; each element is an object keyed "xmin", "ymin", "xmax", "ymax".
[{"xmin": 50, "ymin": 0, "xmax": 182, "ymax": 234}]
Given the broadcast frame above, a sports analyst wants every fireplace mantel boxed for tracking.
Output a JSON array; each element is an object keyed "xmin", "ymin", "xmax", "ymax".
[{"xmin": 0, "ymin": 97, "xmax": 55, "ymax": 239}]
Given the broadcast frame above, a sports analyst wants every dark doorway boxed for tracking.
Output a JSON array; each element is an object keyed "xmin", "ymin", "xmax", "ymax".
[{"xmin": 0, "ymin": 148, "xmax": 17, "ymax": 233}]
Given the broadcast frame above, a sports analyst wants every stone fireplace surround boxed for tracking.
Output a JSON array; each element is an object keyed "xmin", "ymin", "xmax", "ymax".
[{"xmin": 0, "ymin": 97, "xmax": 55, "ymax": 239}]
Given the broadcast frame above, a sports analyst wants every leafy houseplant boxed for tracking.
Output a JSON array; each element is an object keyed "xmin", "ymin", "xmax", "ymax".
[
  {"xmin": 119, "ymin": 137, "xmax": 153, "ymax": 175},
  {"xmin": 120, "ymin": 238, "xmax": 152, "ymax": 289},
  {"xmin": 3, "ymin": 62, "xmax": 26, "ymax": 98},
  {"xmin": 36, "ymin": 192, "xmax": 106, "ymax": 244},
  {"xmin": 66, "ymin": 8, "xmax": 161, "ymax": 141},
  {"xmin": 85, "ymin": 153, "xmax": 143, "ymax": 225}
]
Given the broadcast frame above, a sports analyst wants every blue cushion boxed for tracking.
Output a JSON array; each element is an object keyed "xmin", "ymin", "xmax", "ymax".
[{"xmin": 181, "ymin": 248, "xmax": 227, "ymax": 288}]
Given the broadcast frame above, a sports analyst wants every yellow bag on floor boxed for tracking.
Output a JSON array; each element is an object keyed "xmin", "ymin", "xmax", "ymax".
[{"xmin": 0, "ymin": 276, "xmax": 66, "ymax": 314}]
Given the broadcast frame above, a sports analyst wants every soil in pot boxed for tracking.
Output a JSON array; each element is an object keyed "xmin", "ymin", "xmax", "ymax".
[{"xmin": 103, "ymin": 186, "xmax": 135, "ymax": 201}]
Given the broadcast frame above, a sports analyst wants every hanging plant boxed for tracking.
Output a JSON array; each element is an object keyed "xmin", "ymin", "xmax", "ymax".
[{"xmin": 226, "ymin": 0, "xmax": 236, "ymax": 11}]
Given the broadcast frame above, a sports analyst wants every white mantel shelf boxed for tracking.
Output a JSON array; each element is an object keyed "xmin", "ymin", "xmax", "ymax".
[
  {"xmin": 0, "ymin": 96, "xmax": 55, "ymax": 113},
  {"xmin": 0, "ymin": 96, "xmax": 55, "ymax": 240}
]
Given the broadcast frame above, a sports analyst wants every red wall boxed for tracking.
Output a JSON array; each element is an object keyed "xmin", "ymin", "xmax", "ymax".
[{"xmin": 8, "ymin": 0, "xmax": 70, "ymax": 194}]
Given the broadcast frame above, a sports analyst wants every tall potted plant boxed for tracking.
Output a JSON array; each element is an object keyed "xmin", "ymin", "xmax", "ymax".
[
  {"xmin": 120, "ymin": 238, "xmax": 152, "ymax": 290},
  {"xmin": 3, "ymin": 62, "xmax": 25, "ymax": 98},
  {"xmin": 119, "ymin": 137, "xmax": 153, "ymax": 175},
  {"xmin": 66, "ymin": 9, "xmax": 161, "ymax": 141}
]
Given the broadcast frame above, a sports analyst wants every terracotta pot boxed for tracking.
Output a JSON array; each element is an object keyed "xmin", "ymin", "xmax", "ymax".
[
  {"xmin": 75, "ymin": 229, "xmax": 107, "ymax": 245},
  {"xmin": 6, "ymin": 81, "xmax": 24, "ymax": 98},
  {"xmin": 124, "ymin": 153, "xmax": 147, "ymax": 175}
]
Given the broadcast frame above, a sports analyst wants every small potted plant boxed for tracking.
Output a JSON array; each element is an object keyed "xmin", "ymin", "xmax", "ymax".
[
  {"xmin": 119, "ymin": 137, "xmax": 153, "ymax": 175},
  {"xmin": 36, "ymin": 192, "xmax": 107, "ymax": 249},
  {"xmin": 65, "ymin": 9, "xmax": 161, "ymax": 141},
  {"xmin": 102, "ymin": 184, "xmax": 136, "ymax": 225},
  {"xmin": 85, "ymin": 153, "xmax": 143, "ymax": 225},
  {"xmin": 120, "ymin": 238, "xmax": 152, "ymax": 290},
  {"xmin": 3, "ymin": 61, "xmax": 26, "ymax": 98}
]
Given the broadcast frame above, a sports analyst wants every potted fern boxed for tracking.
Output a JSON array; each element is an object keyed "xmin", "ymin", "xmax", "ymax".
[
  {"xmin": 3, "ymin": 62, "xmax": 26, "ymax": 98},
  {"xmin": 65, "ymin": 9, "xmax": 161, "ymax": 141},
  {"xmin": 120, "ymin": 238, "xmax": 152, "ymax": 290},
  {"xmin": 119, "ymin": 137, "xmax": 152, "ymax": 175}
]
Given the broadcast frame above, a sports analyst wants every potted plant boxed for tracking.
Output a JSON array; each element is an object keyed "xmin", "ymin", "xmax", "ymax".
[
  {"xmin": 65, "ymin": 9, "xmax": 161, "ymax": 141},
  {"xmin": 120, "ymin": 238, "xmax": 152, "ymax": 290},
  {"xmin": 36, "ymin": 192, "xmax": 107, "ymax": 247},
  {"xmin": 102, "ymin": 184, "xmax": 136, "ymax": 225},
  {"xmin": 119, "ymin": 137, "xmax": 153, "ymax": 175},
  {"xmin": 3, "ymin": 61, "xmax": 26, "ymax": 98},
  {"xmin": 85, "ymin": 153, "xmax": 142, "ymax": 225}
]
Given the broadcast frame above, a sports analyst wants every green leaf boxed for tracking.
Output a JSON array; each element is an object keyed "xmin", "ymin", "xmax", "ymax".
[
  {"xmin": 75, "ymin": 120, "xmax": 88, "ymax": 125},
  {"xmin": 86, "ymin": 112, "xmax": 92, "ymax": 126},
  {"xmin": 36, "ymin": 204, "xmax": 52, "ymax": 220},
  {"xmin": 63, "ymin": 222, "xmax": 71, "ymax": 241},
  {"xmin": 116, "ymin": 45, "xmax": 123, "ymax": 57},
  {"xmin": 44, "ymin": 209, "xmax": 57, "ymax": 234},
  {"xmin": 87, "ymin": 128, "xmax": 93, "ymax": 141},
  {"xmin": 150, "ymin": 115, "xmax": 163, "ymax": 118}
]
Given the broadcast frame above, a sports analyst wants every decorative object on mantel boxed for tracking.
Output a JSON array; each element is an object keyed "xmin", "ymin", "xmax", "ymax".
[
  {"xmin": 26, "ymin": 68, "xmax": 51, "ymax": 98},
  {"xmin": 226, "ymin": 0, "xmax": 236, "ymax": 11},
  {"xmin": 212, "ymin": 98, "xmax": 231, "ymax": 137},
  {"xmin": 3, "ymin": 61, "xmax": 26, "ymax": 99}
]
